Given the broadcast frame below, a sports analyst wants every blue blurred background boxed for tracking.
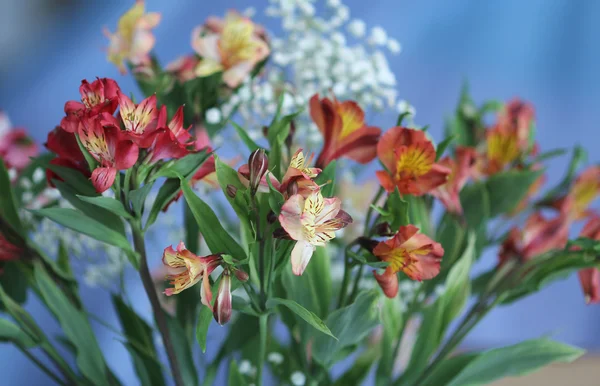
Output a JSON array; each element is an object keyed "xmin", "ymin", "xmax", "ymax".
[{"xmin": 1, "ymin": 0, "xmax": 599, "ymax": 384}]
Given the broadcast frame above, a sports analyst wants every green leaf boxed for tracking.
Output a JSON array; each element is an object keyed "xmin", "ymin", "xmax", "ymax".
[
  {"xmin": 404, "ymin": 194, "xmax": 432, "ymax": 236},
  {"xmin": 0, "ymin": 160, "xmax": 23, "ymax": 235},
  {"xmin": 195, "ymin": 305, "xmax": 213, "ymax": 353},
  {"xmin": 312, "ymin": 290, "xmax": 381, "ymax": 367},
  {"xmin": 166, "ymin": 314, "xmax": 199, "ymax": 386},
  {"xmin": 112, "ymin": 296, "xmax": 165, "ymax": 386},
  {"xmin": 532, "ymin": 148, "xmax": 567, "ymax": 163},
  {"xmin": 435, "ymin": 135, "xmax": 455, "ymax": 161},
  {"xmin": 266, "ymin": 173, "xmax": 285, "ymax": 215},
  {"xmin": 267, "ymin": 297, "xmax": 336, "ymax": 339},
  {"xmin": 181, "ymin": 178, "xmax": 247, "ymax": 260},
  {"xmin": 375, "ymin": 297, "xmax": 403, "ymax": 385},
  {"xmin": 404, "ymin": 234, "xmax": 475, "ymax": 381},
  {"xmin": 47, "ymin": 163, "xmax": 96, "ymax": 196},
  {"xmin": 486, "ymin": 169, "xmax": 543, "ymax": 217},
  {"xmin": 77, "ymin": 195, "xmax": 132, "ymax": 219},
  {"xmin": 130, "ymin": 182, "xmax": 154, "ymax": 216},
  {"xmin": 421, "ymin": 353, "xmax": 478, "ymax": 386},
  {"xmin": 314, "ymin": 161, "xmax": 337, "ymax": 197},
  {"xmin": 32, "ymin": 207, "xmax": 133, "ymax": 252},
  {"xmin": 231, "ymin": 121, "xmax": 260, "ymax": 152},
  {"xmin": 228, "ymin": 360, "xmax": 248, "ymax": 386},
  {"xmin": 34, "ymin": 262, "xmax": 109, "ymax": 385},
  {"xmin": 446, "ymin": 339, "xmax": 584, "ymax": 386},
  {"xmin": 381, "ymin": 189, "xmax": 409, "ymax": 230},
  {"xmin": 52, "ymin": 178, "xmax": 125, "ymax": 235},
  {"xmin": 151, "ymin": 150, "xmax": 211, "ymax": 181},
  {"xmin": 396, "ymin": 111, "xmax": 412, "ymax": 126},
  {"xmin": 0, "ymin": 318, "xmax": 37, "ymax": 348},
  {"xmin": 333, "ymin": 346, "xmax": 378, "ymax": 386},
  {"xmin": 460, "ymin": 182, "xmax": 491, "ymax": 229},
  {"xmin": 0, "ymin": 262, "xmax": 28, "ymax": 308},
  {"xmin": 0, "ymin": 285, "xmax": 44, "ymax": 344}
]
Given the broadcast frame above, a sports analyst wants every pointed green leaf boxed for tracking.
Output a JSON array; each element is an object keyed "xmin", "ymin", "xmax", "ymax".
[
  {"xmin": 267, "ymin": 297, "xmax": 336, "ymax": 339},
  {"xmin": 0, "ymin": 160, "xmax": 23, "ymax": 234},
  {"xmin": 231, "ymin": 121, "xmax": 260, "ymax": 152},
  {"xmin": 77, "ymin": 195, "xmax": 132, "ymax": 219}
]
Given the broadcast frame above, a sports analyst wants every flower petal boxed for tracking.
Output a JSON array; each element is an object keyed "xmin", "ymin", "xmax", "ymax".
[{"xmin": 291, "ymin": 241, "xmax": 316, "ymax": 276}]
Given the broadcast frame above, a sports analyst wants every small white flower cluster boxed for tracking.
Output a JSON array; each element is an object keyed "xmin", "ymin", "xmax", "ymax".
[
  {"xmin": 220, "ymin": 0, "xmax": 413, "ymax": 148},
  {"xmin": 238, "ymin": 359, "xmax": 258, "ymax": 378}
]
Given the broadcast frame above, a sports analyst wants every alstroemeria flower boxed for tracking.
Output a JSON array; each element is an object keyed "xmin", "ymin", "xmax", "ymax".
[
  {"xmin": 60, "ymin": 78, "xmax": 121, "ymax": 133},
  {"xmin": 280, "ymin": 149, "xmax": 322, "ymax": 197},
  {"xmin": 104, "ymin": 1, "xmax": 161, "ymax": 74},
  {"xmin": 431, "ymin": 146, "xmax": 476, "ymax": 215},
  {"xmin": 117, "ymin": 92, "xmax": 160, "ymax": 147},
  {"xmin": 162, "ymin": 242, "xmax": 222, "ymax": 308},
  {"xmin": 376, "ymin": 127, "xmax": 451, "ymax": 196},
  {"xmin": 556, "ymin": 166, "xmax": 600, "ymax": 221},
  {"xmin": 0, "ymin": 129, "xmax": 39, "ymax": 171},
  {"xmin": 166, "ymin": 55, "xmax": 200, "ymax": 82},
  {"xmin": 192, "ymin": 12, "xmax": 270, "ymax": 88},
  {"xmin": 45, "ymin": 126, "xmax": 90, "ymax": 185},
  {"xmin": 576, "ymin": 216, "xmax": 600, "ymax": 304},
  {"xmin": 78, "ymin": 116, "xmax": 139, "ymax": 192},
  {"xmin": 372, "ymin": 225, "xmax": 444, "ymax": 298},
  {"xmin": 310, "ymin": 94, "xmax": 381, "ymax": 168},
  {"xmin": 499, "ymin": 212, "xmax": 569, "ymax": 264},
  {"xmin": 480, "ymin": 99, "xmax": 535, "ymax": 175},
  {"xmin": 279, "ymin": 190, "xmax": 352, "ymax": 275}
]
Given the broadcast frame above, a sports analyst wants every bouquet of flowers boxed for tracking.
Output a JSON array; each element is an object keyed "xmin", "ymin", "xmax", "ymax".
[{"xmin": 1, "ymin": 1, "xmax": 599, "ymax": 385}]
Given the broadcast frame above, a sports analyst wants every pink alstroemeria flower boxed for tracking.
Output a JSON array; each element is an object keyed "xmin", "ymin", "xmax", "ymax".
[
  {"xmin": 373, "ymin": 225, "xmax": 444, "ymax": 298},
  {"xmin": 117, "ymin": 91, "xmax": 160, "ymax": 147},
  {"xmin": 576, "ymin": 216, "xmax": 600, "ymax": 304},
  {"xmin": 310, "ymin": 94, "xmax": 381, "ymax": 168},
  {"xmin": 162, "ymin": 242, "xmax": 222, "ymax": 308},
  {"xmin": 104, "ymin": 1, "xmax": 161, "ymax": 74},
  {"xmin": 78, "ymin": 116, "xmax": 139, "ymax": 193},
  {"xmin": 0, "ymin": 112, "xmax": 39, "ymax": 171},
  {"xmin": 279, "ymin": 190, "xmax": 352, "ymax": 275}
]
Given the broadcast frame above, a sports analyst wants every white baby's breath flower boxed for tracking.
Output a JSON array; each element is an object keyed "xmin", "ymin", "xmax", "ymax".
[
  {"xmin": 238, "ymin": 360, "xmax": 252, "ymax": 375},
  {"xmin": 327, "ymin": 0, "xmax": 342, "ymax": 8},
  {"xmin": 32, "ymin": 168, "xmax": 45, "ymax": 184},
  {"xmin": 387, "ymin": 38, "xmax": 402, "ymax": 54},
  {"xmin": 347, "ymin": 19, "xmax": 366, "ymax": 37},
  {"xmin": 8, "ymin": 168, "xmax": 17, "ymax": 181},
  {"xmin": 369, "ymin": 26, "xmax": 387, "ymax": 45},
  {"xmin": 267, "ymin": 352, "xmax": 284, "ymax": 365},
  {"xmin": 205, "ymin": 108, "xmax": 222, "ymax": 124},
  {"xmin": 291, "ymin": 371, "xmax": 307, "ymax": 386},
  {"xmin": 20, "ymin": 178, "xmax": 32, "ymax": 190}
]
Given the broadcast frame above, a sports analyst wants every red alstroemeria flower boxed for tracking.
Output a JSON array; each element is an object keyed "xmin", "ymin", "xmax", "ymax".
[
  {"xmin": 576, "ymin": 216, "xmax": 600, "ymax": 304},
  {"xmin": 0, "ymin": 129, "xmax": 39, "ymax": 171},
  {"xmin": 431, "ymin": 146, "xmax": 477, "ymax": 215},
  {"xmin": 60, "ymin": 78, "xmax": 121, "ymax": 133},
  {"xmin": 310, "ymin": 94, "xmax": 381, "ymax": 168},
  {"xmin": 372, "ymin": 225, "xmax": 444, "ymax": 298},
  {"xmin": 165, "ymin": 106, "xmax": 193, "ymax": 144},
  {"xmin": 279, "ymin": 190, "xmax": 352, "ymax": 275},
  {"xmin": 499, "ymin": 212, "xmax": 569, "ymax": 264},
  {"xmin": 162, "ymin": 242, "xmax": 222, "ymax": 308},
  {"xmin": 117, "ymin": 91, "xmax": 160, "ymax": 147},
  {"xmin": 376, "ymin": 127, "xmax": 451, "ymax": 196},
  {"xmin": 0, "ymin": 232, "xmax": 22, "ymax": 263},
  {"xmin": 145, "ymin": 129, "xmax": 190, "ymax": 165},
  {"xmin": 78, "ymin": 116, "xmax": 139, "ymax": 193},
  {"xmin": 44, "ymin": 126, "xmax": 91, "ymax": 185}
]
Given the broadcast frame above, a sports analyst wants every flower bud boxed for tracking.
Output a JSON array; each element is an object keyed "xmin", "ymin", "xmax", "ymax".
[
  {"xmin": 286, "ymin": 180, "xmax": 298, "ymax": 197},
  {"xmin": 357, "ymin": 237, "xmax": 378, "ymax": 254},
  {"xmin": 213, "ymin": 271, "xmax": 232, "ymax": 325},
  {"xmin": 234, "ymin": 268, "xmax": 249, "ymax": 282},
  {"xmin": 374, "ymin": 222, "xmax": 394, "ymax": 237},
  {"xmin": 226, "ymin": 184, "xmax": 237, "ymax": 198},
  {"xmin": 248, "ymin": 149, "xmax": 268, "ymax": 196}
]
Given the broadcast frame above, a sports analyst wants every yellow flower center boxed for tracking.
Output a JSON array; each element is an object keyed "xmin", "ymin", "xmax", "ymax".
[
  {"xmin": 573, "ymin": 180, "xmax": 598, "ymax": 215},
  {"xmin": 219, "ymin": 16, "xmax": 259, "ymax": 68},
  {"xmin": 83, "ymin": 93, "xmax": 103, "ymax": 109},
  {"xmin": 395, "ymin": 146, "xmax": 433, "ymax": 180},
  {"xmin": 337, "ymin": 106, "xmax": 364, "ymax": 139},
  {"xmin": 487, "ymin": 131, "xmax": 519, "ymax": 166},
  {"xmin": 117, "ymin": 3, "xmax": 144, "ymax": 43},
  {"xmin": 290, "ymin": 152, "xmax": 318, "ymax": 178}
]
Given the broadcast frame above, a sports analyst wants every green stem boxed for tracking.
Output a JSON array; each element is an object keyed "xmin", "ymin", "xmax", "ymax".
[
  {"xmin": 347, "ymin": 264, "xmax": 365, "ymax": 305},
  {"xmin": 257, "ymin": 314, "xmax": 269, "ymax": 385},
  {"xmin": 18, "ymin": 346, "xmax": 68, "ymax": 386},
  {"xmin": 336, "ymin": 253, "xmax": 352, "ymax": 308},
  {"xmin": 364, "ymin": 187, "xmax": 385, "ymax": 235},
  {"xmin": 252, "ymin": 196, "xmax": 266, "ymax": 307},
  {"xmin": 131, "ymin": 222, "xmax": 185, "ymax": 386}
]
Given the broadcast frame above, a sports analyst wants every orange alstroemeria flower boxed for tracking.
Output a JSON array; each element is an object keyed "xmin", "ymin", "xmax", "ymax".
[
  {"xmin": 576, "ymin": 216, "xmax": 600, "ymax": 304},
  {"xmin": 499, "ymin": 212, "xmax": 569, "ymax": 264},
  {"xmin": 373, "ymin": 225, "xmax": 444, "ymax": 298},
  {"xmin": 431, "ymin": 146, "xmax": 477, "ymax": 215},
  {"xmin": 310, "ymin": 94, "xmax": 381, "ymax": 168},
  {"xmin": 376, "ymin": 127, "xmax": 451, "ymax": 196},
  {"xmin": 556, "ymin": 166, "xmax": 600, "ymax": 221},
  {"xmin": 162, "ymin": 242, "xmax": 222, "ymax": 308}
]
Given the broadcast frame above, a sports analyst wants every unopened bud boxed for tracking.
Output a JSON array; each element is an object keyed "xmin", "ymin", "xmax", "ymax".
[
  {"xmin": 358, "ymin": 237, "xmax": 379, "ymax": 253},
  {"xmin": 374, "ymin": 222, "xmax": 393, "ymax": 237},
  {"xmin": 286, "ymin": 180, "xmax": 298, "ymax": 197},
  {"xmin": 267, "ymin": 211, "xmax": 277, "ymax": 224},
  {"xmin": 248, "ymin": 149, "xmax": 268, "ymax": 196},
  {"xmin": 285, "ymin": 120, "xmax": 296, "ymax": 148},
  {"xmin": 262, "ymin": 125, "xmax": 269, "ymax": 137},
  {"xmin": 213, "ymin": 271, "xmax": 232, "ymax": 325},
  {"xmin": 226, "ymin": 184, "xmax": 237, "ymax": 198},
  {"xmin": 234, "ymin": 268, "xmax": 249, "ymax": 282}
]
